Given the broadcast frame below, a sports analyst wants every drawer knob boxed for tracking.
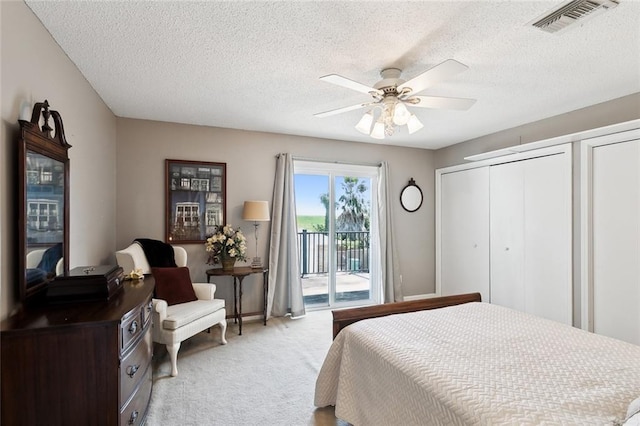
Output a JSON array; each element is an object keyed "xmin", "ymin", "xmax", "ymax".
[
  {"xmin": 128, "ymin": 410, "xmax": 139, "ymax": 425},
  {"xmin": 126, "ymin": 364, "xmax": 140, "ymax": 378},
  {"xmin": 128, "ymin": 320, "xmax": 138, "ymax": 335}
]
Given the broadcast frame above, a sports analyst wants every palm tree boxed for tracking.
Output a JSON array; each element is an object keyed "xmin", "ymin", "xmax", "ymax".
[
  {"xmin": 314, "ymin": 177, "xmax": 370, "ymax": 234},
  {"xmin": 336, "ymin": 177, "xmax": 369, "ymax": 233},
  {"xmin": 313, "ymin": 193, "xmax": 330, "ymax": 233}
]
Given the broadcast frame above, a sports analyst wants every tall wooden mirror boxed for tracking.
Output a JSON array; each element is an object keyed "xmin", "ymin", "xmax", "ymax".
[{"xmin": 18, "ymin": 100, "xmax": 71, "ymax": 303}]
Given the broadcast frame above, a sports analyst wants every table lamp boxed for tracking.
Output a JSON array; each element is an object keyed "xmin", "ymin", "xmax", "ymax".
[{"xmin": 242, "ymin": 201, "xmax": 270, "ymax": 268}]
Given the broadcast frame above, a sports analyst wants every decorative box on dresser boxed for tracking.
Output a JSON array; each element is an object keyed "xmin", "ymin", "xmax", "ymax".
[{"xmin": 1, "ymin": 277, "xmax": 155, "ymax": 425}]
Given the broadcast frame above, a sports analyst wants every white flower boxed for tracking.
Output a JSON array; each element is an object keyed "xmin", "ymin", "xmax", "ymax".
[{"xmin": 204, "ymin": 224, "xmax": 247, "ymax": 265}]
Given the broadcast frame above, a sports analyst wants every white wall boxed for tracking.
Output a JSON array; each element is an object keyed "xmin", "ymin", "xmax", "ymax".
[
  {"xmin": 1, "ymin": 1, "xmax": 117, "ymax": 319},
  {"xmin": 115, "ymin": 118, "xmax": 435, "ymax": 315}
]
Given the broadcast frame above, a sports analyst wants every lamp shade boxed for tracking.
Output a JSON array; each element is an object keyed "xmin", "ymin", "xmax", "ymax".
[
  {"xmin": 242, "ymin": 201, "xmax": 270, "ymax": 221},
  {"xmin": 355, "ymin": 111, "xmax": 374, "ymax": 134},
  {"xmin": 370, "ymin": 120, "xmax": 385, "ymax": 139},
  {"xmin": 392, "ymin": 102, "xmax": 411, "ymax": 125}
]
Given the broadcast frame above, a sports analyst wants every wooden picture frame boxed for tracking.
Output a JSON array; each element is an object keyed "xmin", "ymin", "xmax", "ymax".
[{"xmin": 165, "ymin": 159, "xmax": 226, "ymax": 243}]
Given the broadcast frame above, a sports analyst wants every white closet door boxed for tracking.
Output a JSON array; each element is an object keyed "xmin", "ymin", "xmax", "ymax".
[
  {"xmin": 490, "ymin": 161, "xmax": 525, "ymax": 312},
  {"xmin": 524, "ymin": 154, "xmax": 571, "ymax": 324},
  {"xmin": 440, "ymin": 167, "xmax": 490, "ymax": 302},
  {"xmin": 592, "ymin": 140, "xmax": 640, "ymax": 344},
  {"xmin": 490, "ymin": 153, "xmax": 571, "ymax": 324}
]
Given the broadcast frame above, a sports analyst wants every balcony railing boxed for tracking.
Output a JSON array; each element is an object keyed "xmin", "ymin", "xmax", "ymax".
[{"xmin": 298, "ymin": 230, "xmax": 370, "ymax": 277}]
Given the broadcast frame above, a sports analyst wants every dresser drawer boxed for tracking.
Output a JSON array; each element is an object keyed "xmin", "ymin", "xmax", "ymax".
[
  {"xmin": 120, "ymin": 364, "xmax": 152, "ymax": 426},
  {"xmin": 121, "ymin": 307, "xmax": 144, "ymax": 351},
  {"xmin": 142, "ymin": 297, "xmax": 153, "ymax": 327},
  {"xmin": 120, "ymin": 327, "xmax": 152, "ymax": 406},
  {"xmin": 1, "ymin": 277, "xmax": 155, "ymax": 426}
]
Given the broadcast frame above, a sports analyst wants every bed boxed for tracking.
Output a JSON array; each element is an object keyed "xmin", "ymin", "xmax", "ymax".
[{"xmin": 315, "ymin": 294, "xmax": 640, "ymax": 425}]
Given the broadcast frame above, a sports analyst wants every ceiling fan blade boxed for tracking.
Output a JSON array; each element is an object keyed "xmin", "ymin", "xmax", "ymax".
[
  {"xmin": 397, "ymin": 59, "xmax": 469, "ymax": 96},
  {"xmin": 314, "ymin": 102, "xmax": 375, "ymax": 118},
  {"xmin": 408, "ymin": 96, "xmax": 476, "ymax": 110},
  {"xmin": 319, "ymin": 74, "xmax": 383, "ymax": 95}
]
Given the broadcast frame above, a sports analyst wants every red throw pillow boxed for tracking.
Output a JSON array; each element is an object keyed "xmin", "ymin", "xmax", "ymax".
[{"xmin": 151, "ymin": 267, "xmax": 198, "ymax": 306}]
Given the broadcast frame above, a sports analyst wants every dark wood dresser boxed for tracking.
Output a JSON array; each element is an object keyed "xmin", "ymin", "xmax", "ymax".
[{"xmin": 1, "ymin": 277, "xmax": 154, "ymax": 425}]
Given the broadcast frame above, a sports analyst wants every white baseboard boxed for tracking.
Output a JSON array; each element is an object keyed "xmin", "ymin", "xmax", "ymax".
[{"xmin": 403, "ymin": 293, "xmax": 439, "ymax": 301}]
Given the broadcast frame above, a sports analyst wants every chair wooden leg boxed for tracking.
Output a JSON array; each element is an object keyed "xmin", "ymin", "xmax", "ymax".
[
  {"xmin": 219, "ymin": 319, "xmax": 228, "ymax": 345},
  {"xmin": 167, "ymin": 342, "xmax": 181, "ymax": 377}
]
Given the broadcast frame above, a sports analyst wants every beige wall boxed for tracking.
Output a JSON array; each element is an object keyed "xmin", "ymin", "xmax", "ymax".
[
  {"xmin": 1, "ymin": 1, "xmax": 117, "ymax": 318},
  {"xmin": 116, "ymin": 118, "xmax": 435, "ymax": 314},
  {"xmin": 1, "ymin": 1, "xmax": 435, "ymax": 321},
  {"xmin": 4, "ymin": 0, "xmax": 638, "ymax": 322},
  {"xmin": 434, "ymin": 92, "xmax": 640, "ymax": 168}
]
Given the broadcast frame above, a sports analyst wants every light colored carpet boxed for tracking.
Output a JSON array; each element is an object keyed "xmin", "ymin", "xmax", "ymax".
[{"xmin": 146, "ymin": 310, "xmax": 347, "ymax": 426}]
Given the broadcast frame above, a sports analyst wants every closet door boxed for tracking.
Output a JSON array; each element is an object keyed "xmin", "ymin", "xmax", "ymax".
[
  {"xmin": 592, "ymin": 140, "xmax": 640, "ymax": 344},
  {"xmin": 523, "ymin": 154, "xmax": 571, "ymax": 324},
  {"xmin": 439, "ymin": 167, "xmax": 490, "ymax": 302},
  {"xmin": 490, "ymin": 153, "xmax": 571, "ymax": 324},
  {"xmin": 490, "ymin": 162, "xmax": 525, "ymax": 312}
]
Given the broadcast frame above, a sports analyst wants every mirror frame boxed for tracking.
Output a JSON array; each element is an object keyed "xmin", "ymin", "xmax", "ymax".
[
  {"xmin": 400, "ymin": 178, "xmax": 423, "ymax": 213},
  {"xmin": 18, "ymin": 100, "xmax": 71, "ymax": 303}
]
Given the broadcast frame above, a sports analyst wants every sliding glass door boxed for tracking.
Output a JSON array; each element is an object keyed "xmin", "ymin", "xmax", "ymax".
[{"xmin": 294, "ymin": 161, "xmax": 379, "ymax": 309}]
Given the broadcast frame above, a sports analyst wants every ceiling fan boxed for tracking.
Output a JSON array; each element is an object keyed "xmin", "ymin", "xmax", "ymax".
[{"xmin": 315, "ymin": 59, "xmax": 476, "ymax": 139}]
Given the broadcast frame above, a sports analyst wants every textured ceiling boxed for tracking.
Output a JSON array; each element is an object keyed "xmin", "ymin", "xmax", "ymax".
[{"xmin": 25, "ymin": 1, "xmax": 640, "ymax": 149}]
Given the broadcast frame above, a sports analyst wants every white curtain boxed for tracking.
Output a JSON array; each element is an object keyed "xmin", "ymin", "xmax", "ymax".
[
  {"xmin": 378, "ymin": 162, "xmax": 403, "ymax": 302},
  {"xmin": 267, "ymin": 153, "xmax": 305, "ymax": 318}
]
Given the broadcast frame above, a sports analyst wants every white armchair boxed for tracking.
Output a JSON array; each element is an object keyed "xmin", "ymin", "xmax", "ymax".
[
  {"xmin": 26, "ymin": 249, "xmax": 64, "ymax": 276},
  {"xmin": 115, "ymin": 242, "xmax": 227, "ymax": 377},
  {"xmin": 26, "ymin": 247, "xmax": 64, "ymax": 288}
]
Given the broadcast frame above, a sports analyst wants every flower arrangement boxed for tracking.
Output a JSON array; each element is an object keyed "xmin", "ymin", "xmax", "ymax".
[{"xmin": 205, "ymin": 224, "xmax": 247, "ymax": 265}]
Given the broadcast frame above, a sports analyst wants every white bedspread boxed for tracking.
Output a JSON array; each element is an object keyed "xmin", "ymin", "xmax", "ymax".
[{"xmin": 315, "ymin": 302, "xmax": 640, "ymax": 425}]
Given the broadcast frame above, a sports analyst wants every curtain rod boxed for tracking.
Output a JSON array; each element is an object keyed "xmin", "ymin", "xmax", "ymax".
[{"xmin": 285, "ymin": 154, "xmax": 382, "ymax": 168}]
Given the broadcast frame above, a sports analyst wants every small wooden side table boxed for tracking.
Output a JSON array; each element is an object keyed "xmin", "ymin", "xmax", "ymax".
[{"xmin": 206, "ymin": 266, "xmax": 268, "ymax": 335}]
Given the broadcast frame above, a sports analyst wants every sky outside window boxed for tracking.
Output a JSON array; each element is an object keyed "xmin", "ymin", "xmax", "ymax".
[
  {"xmin": 294, "ymin": 174, "xmax": 328, "ymax": 215},
  {"xmin": 294, "ymin": 174, "xmax": 371, "ymax": 216}
]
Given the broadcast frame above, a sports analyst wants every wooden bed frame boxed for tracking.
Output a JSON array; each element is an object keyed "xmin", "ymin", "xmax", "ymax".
[{"xmin": 332, "ymin": 292, "xmax": 481, "ymax": 339}]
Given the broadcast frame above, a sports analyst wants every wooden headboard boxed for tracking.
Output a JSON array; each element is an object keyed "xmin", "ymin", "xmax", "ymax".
[{"xmin": 331, "ymin": 292, "xmax": 482, "ymax": 339}]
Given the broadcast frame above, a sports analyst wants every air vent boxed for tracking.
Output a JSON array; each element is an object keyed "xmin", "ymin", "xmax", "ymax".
[{"xmin": 530, "ymin": 0, "xmax": 619, "ymax": 34}]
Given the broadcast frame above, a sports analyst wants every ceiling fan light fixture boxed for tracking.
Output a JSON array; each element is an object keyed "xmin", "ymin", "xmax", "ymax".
[
  {"xmin": 370, "ymin": 119, "xmax": 386, "ymax": 139},
  {"xmin": 355, "ymin": 110, "xmax": 374, "ymax": 134},
  {"xmin": 316, "ymin": 59, "xmax": 475, "ymax": 139},
  {"xmin": 406, "ymin": 114, "xmax": 424, "ymax": 135},
  {"xmin": 392, "ymin": 101, "xmax": 411, "ymax": 126}
]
